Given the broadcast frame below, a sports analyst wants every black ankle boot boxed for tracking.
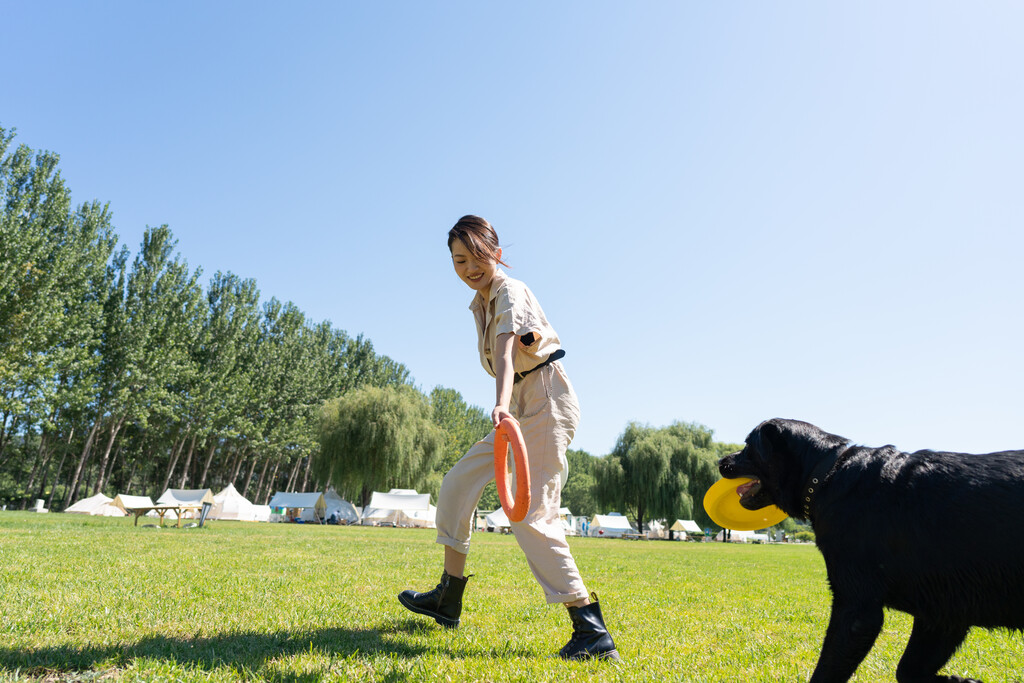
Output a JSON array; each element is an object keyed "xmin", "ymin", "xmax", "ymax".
[
  {"xmin": 397, "ymin": 571, "xmax": 470, "ymax": 628},
  {"xmin": 559, "ymin": 594, "xmax": 621, "ymax": 661}
]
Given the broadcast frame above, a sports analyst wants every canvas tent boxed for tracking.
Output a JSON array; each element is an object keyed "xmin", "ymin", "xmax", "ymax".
[
  {"xmin": 267, "ymin": 491, "xmax": 326, "ymax": 523},
  {"xmin": 323, "ymin": 489, "xmax": 359, "ymax": 524},
  {"xmin": 158, "ymin": 488, "xmax": 215, "ymax": 506},
  {"xmin": 112, "ymin": 494, "xmax": 155, "ymax": 515},
  {"xmin": 588, "ymin": 513, "xmax": 636, "ymax": 538},
  {"xmin": 645, "ymin": 519, "xmax": 668, "ymax": 540},
  {"xmin": 211, "ymin": 483, "xmax": 257, "ymax": 521},
  {"xmin": 670, "ymin": 519, "xmax": 703, "ymax": 539},
  {"xmin": 714, "ymin": 529, "xmax": 769, "ymax": 543},
  {"xmin": 157, "ymin": 488, "xmax": 215, "ymax": 520},
  {"xmin": 65, "ymin": 493, "xmax": 125, "ymax": 517},
  {"xmin": 361, "ymin": 489, "xmax": 433, "ymax": 527},
  {"xmin": 484, "ymin": 507, "xmax": 511, "ymax": 530}
]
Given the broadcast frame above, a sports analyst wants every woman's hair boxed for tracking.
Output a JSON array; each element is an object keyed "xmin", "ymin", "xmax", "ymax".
[{"xmin": 448, "ymin": 215, "xmax": 509, "ymax": 266}]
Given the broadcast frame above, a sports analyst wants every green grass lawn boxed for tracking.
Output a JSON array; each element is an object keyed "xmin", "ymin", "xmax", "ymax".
[{"xmin": 1, "ymin": 512, "xmax": 1020, "ymax": 682}]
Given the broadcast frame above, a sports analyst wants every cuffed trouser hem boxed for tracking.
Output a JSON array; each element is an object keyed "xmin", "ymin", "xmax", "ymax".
[
  {"xmin": 545, "ymin": 590, "xmax": 590, "ymax": 605},
  {"xmin": 436, "ymin": 535, "xmax": 471, "ymax": 555}
]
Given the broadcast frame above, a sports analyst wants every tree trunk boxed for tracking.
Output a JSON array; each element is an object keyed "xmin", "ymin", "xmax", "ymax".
[
  {"xmin": 177, "ymin": 433, "xmax": 198, "ymax": 489},
  {"xmin": 229, "ymin": 447, "xmax": 243, "ymax": 485},
  {"xmin": 65, "ymin": 418, "xmax": 102, "ymax": 506},
  {"xmin": 0, "ymin": 409, "xmax": 13, "ymax": 467},
  {"xmin": 102, "ymin": 444, "xmax": 121, "ymax": 493},
  {"xmin": 198, "ymin": 439, "xmax": 217, "ymax": 489},
  {"xmin": 93, "ymin": 415, "xmax": 126, "ymax": 495},
  {"xmin": 300, "ymin": 455, "xmax": 313, "ymax": 492},
  {"xmin": 263, "ymin": 461, "xmax": 280, "ymax": 504},
  {"xmin": 285, "ymin": 457, "xmax": 301, "ymax": 492},
  {"xmin": 33, "ymin": 445, "xmax": 54, "ymax": 500},
  {"xmin": 24, "ymin": 432, "xmax": 51, "ymax": 504},
  {"xmin": 241, "ymin": 454, "xmax": 257, "ymax": 497},
  {"xmin": 125, "ymin": 458, "xmax": 137, "ymax": 494},
  {"xmin": 252, "ymin": 458, "xmax": 269, "ymax": 501},
  {"xmin": 161, "ymin": 435, "xmax": 187, "ymax": 493},
  {"xmin": 44, "ymin": 428, "xmax": 74, "ymax": 510}
]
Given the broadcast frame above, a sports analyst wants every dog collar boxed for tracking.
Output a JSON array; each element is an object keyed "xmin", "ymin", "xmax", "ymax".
[{"xmin": 801, "ymin": 445, "xmax": 849, "ymax": 519}]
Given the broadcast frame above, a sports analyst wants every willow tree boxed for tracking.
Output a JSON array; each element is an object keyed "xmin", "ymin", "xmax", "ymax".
[
  {"xmin": 594, "ymin": 421, "xmax": 720, "ymax": 532},
  {"xmin": 315, "ymin": 384, "xmax": 444, "ymax": 507}
]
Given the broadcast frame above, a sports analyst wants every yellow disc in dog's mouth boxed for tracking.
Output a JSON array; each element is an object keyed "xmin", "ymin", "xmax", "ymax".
[{"xmin": 703, "ymin": 477, "xmax": 789, "ymax": 531}]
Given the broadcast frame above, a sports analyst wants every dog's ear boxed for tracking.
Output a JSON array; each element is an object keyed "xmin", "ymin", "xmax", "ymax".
[
  {"xmin": 745, "ymin": 419, "xmax": 782, "ymax": 463},
  {"xmin": 753, "ymin": 418, "xmax": 788, "ymax": 453}
]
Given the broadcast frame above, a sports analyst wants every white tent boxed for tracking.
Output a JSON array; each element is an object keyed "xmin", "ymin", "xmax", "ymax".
[
  {"xmin": 112, "ymin": 494, "xmax": 154, "ymax": 512},
  {"xmin": 252, "ymin": 505, "xmax": 272, "ymax": 522},
  {"xmin": 211, "ymin": 483, "xmax": 257, "ymax": 521},
  {"xmin": 157, "ymin": 488, "xmax": 215, "ymax": 505},
  {"xmin": 267, "ymin": 491, "xmax": 326, "ymax": 523},
  {"xmin": 361, "ymin": 489, "xmax": 432, "ymax": 527},
  {"xmin": 484, "ymin": 507, "xmax": 511, "ymax": 530},
  {"xmin": 670, "ymin": 519, "xmax": 703, "ymax": 539},
  {"xmin": 65, "ymin": 493, "xmax": 125, "ymax": 517},
  {"xmin": 589, "ymin": 513, "xmax": 636, "ymax": 538},
  {"xmin": 714, "ymin": 529, "xmax": 769, "ymax": 543},
  {"xmin": 645, "ymin": 519, "xmax": 669, "ymax": 540},
  {"xmin": 157, "ymin": 488, "xmax": 215, "ymax": 519},
  {"xmin": 153, "ymin": 489, "xmax": 211, "ymax": 520},
  {"xmin": 323, "ymin": 489, "xmax": 359, "ymax": 524}
]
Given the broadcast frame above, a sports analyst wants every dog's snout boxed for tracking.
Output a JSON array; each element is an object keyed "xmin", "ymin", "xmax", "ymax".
[{"xmin": 718, "ymin": 450, "xmax": 742, "ymax": 475}]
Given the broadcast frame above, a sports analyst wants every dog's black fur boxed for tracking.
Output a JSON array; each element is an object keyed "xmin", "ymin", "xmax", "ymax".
[{"xmin": 719, "ymin": 418, "xmax": 1024, "ymax": 683}]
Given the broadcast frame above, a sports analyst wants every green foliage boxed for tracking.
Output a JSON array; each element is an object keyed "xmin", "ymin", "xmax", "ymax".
[
  {"xmin": 561, "ymin": 448, "xmax": 598, "ymax": 517},
  {"xmin": 0, "ymin": 126, "xmax": 412, "ymax": 509},
  {"xmin": 594, "ymin": 421, "xmax": 722, "ymax": 532},
  {"xmin": 316, "ymin": 385, "xmax": 446, "ymax": 507}
]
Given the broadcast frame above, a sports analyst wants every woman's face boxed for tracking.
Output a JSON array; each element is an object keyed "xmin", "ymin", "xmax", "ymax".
[{"xmin": 451, "ymin": 238, "xmax": 500, "ymax": 294}]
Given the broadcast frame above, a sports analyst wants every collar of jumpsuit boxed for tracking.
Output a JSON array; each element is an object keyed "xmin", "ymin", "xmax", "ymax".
[{"xmin": 467, "ymin": 268, "xmax": 561, "ymax": 380}]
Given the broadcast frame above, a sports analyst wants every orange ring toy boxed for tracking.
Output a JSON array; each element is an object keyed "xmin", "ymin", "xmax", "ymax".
[{"xmin": 495, "ymin": 417, "xmax": 531, "ymax": 522}]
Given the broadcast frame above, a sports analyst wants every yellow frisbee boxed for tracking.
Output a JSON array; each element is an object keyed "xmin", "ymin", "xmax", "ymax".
[{"xmin": 703, "ymin": 477, "xmax": 788, "ymax": 531}]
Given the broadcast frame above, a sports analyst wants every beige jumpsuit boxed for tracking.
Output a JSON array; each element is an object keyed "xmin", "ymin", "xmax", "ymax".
[{"xmin": 434, "ymin": 269, "xmax": 589, "ymax": 604}]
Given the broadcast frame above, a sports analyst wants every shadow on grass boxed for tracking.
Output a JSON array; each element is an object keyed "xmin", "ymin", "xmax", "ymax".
[{"xmin": 0, "ymin": 623, "xmax": 492, "ymax": 682}]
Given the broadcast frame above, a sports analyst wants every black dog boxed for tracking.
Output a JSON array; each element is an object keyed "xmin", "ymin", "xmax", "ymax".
[{"xmin": 718, "ymin": 418, "xmax": 1024, "ymax": 683}]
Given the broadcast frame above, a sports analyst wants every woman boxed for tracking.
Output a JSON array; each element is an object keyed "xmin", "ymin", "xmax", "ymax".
[{"xmin": 398, "ymin": 215, "xmax": 620, "ymax": 661}]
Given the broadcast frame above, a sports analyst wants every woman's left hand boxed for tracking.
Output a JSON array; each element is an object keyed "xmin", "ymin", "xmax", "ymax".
[{"xmin": 492, "ymin": 405, "xmax": 513, "ymax": 427}]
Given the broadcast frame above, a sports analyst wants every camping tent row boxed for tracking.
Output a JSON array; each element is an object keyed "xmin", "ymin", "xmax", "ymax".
[
  {"xmin": 64, "ymin": 486, "xmax": 432, "ymax": 528},
  {"xmin": 482, "ymin": 507, "xmax": 579, "ymax": 535},
  {"xmin": 64, "ymin": 493, "xmax": 156, "ymax": 517},
  {"xmin": 65, "ymin": 487, "xmax": 270, "ymax": 522},
  {"xmin": 265, "ymin": 488, "xmax": 432, "ymax": 527},
  {"xmin": 267, "ymin": 489, "xmax": 358, "ymax": 524}
]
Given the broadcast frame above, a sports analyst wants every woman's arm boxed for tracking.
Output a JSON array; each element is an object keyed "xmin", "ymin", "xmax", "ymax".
[{"xmin": 491, "ymin": 332, "xmax": 516, "ymax": 426}]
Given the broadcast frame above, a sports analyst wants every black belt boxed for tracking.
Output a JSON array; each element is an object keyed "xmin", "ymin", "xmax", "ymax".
[{"xmin": 514, "ymin": 349, "xmax": 565, "ymax": 383}]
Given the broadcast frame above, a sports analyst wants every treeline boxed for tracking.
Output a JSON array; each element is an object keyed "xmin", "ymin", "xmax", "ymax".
[
  {"xmin": 1, "ymin": 126, "xmax": 748, "ymax": 534},
  {"xmin": 0, "ymin": 126, "xmax": 418, "ymax": 509}
]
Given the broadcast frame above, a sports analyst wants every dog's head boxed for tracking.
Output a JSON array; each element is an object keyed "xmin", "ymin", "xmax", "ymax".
[{"xmin": 718, "ymin": 418, "xmax": 850, "ymax": 518}]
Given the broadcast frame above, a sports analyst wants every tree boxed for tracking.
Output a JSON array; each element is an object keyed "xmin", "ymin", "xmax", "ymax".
[
  {"xmin": 594, "ymin": 421, "xmax": 721, "ymax": 533},
  {"xmin": 561, "ymin": 448, "xmax": 598, "ymax": 517},
  {"xmin": 315, "ymin": 385, "xmax": 445, "ymax": 507},
  {"xmin": 0, "ymin": 128, "xmax": 117, "ymax": 505}
]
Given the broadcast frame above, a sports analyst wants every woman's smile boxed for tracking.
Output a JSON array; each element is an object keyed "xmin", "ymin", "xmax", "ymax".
[{"xmin": 451, "ymin": 239, "xmax": 500, "ymax": 293}]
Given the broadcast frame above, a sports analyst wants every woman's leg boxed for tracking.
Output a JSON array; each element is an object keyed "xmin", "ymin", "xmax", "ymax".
[
  {"xmin": 434, "ymin": 431, "xmax": 497, "ymax": 557},
  {"xmin": 444, "ymin": 545, "xmax": 467, "ymax": 578},
  {"xmin": 508, "ymin": 364, "xmax": 589, "ymax": 604}
]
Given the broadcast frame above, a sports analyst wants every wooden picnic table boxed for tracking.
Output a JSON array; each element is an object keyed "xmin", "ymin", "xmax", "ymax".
[{"xmin": 128, "ymin": 504, "xmax": 202, "ymax": 527}]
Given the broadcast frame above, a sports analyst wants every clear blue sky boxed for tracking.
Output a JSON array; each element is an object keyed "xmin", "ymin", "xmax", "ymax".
[{"xmin": 4, "ymin": 2, "xmax": 1022, "ymax": 456}]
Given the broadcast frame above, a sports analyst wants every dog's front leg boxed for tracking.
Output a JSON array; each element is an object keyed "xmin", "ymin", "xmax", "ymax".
[{"xmin": 808, "ymin": 596, "xmax": 884, "ymax": 683}]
